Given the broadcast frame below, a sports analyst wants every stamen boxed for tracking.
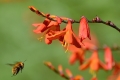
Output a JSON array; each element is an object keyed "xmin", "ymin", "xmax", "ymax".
[
  {"xmin": 62, "ymin": 40, "xmax": 69, "ymax": 53},
  {"xmin": 62, "ymin": 39, "xmax": 65, "ymax": 46},
  {"xmin": 37, "ymin": 36, "xmax": 43, "ymax": 42},
  {"xmin": 89, "ymin": 69, "xmax": 96, "ymax": 77},
  {"xmin": 37, "ymin": 30, "xmax": 47, "ymax": 42},
  {"xmin": 64, "ymin": 42, "xmax": 67, "ymax": 47},
  {"xmin": 65, "ymin": 43, "xmax": 69, "ymax": 53}
]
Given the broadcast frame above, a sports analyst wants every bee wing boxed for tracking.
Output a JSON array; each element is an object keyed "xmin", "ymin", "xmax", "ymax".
[{"xmin": 6, "ymin": 63, "xmax": 15, "ymax": 66}]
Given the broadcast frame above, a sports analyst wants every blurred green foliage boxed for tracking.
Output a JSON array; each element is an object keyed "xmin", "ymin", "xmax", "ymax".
[{"xmin": 0, "ymin": 0, "xmax": 120, "ymax": 80}]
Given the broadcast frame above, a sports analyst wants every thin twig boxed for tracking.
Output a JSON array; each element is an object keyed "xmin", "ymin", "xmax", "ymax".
[
  {"xmin": 44, "ymin": 62, "xmax": 83, "ymax": 80},
  {"xmin": 29, "ymin": 6, "xmax": 120, "ymax": 32},
  {"xmin": 97, "ymin": 45, "xmax": 120, "ymax": 51},
  {"xmin": 88, "ymin": 45, "xmax": 120, "ymax": 51},
  {"xmin": 44, "ymin": 62, "xmax": 69, "ymax": 80}
]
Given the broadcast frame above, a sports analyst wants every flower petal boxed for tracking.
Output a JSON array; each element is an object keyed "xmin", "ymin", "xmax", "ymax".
[
  {"xmin": 64, "ymin": 20, "xmax": 74, "ymax": 44},
  {"xmin": 58, "ymin": 65, "xmax": 64, "ymax": 76},
  {"xmin": 46, "ymin": 30, "xmax": 66, "ymax": 40},
  {"xmin": 69, "ymin": 52, "xmax": 77, "ymax": 65},
  {"xmin": 43, "ymin": 18, "xmax": 51, "ymax": 25},
  {"xmin": 89, "ymin": 51, "xmax": 100, "ymax": 71},
  {"xmin": 90, "ymin": 60, "xmax": 99, "ymax": 71},
  {"xmin": 79, "ymin": 16, "xmax": 91, "ymax": 42},
  {"xmin": 99, "ymin": 61, "xmax": 108, "ymax": 71},
  {"xmin": 74, "ymin": 75, "xmax": 84, "ymax": 80},
  {"xmin": 65, "ymin": 69, "xmax": 73, "ymax": 78},
  {"xmin": 80, "ymin": 60, "xmax": 91, "ymax": 70},
  {"xmin": 45, "ymin": 34, "xmax": 52, "ymax": 44},
  {"xmin": 47, "ymin": 21, "xmax": 60, "ymax": 31},
  {"xmin": 32, "ymin": 23, "xmax": 41, "ymax": 27},
  {"xmin": 72, "ymin": 34, "xmax": 82, "ymax": 48},
  {"xmin": 56, "ymin": 16, "xmax": 62, "ymax": 24},
  {"xmin": 64, "ymin": 30, "xmax": 73, "ymax": 44},
  {"xmin": 33, "ymin": 24, "xmax": 47, "ymax": 33},
  {"xmin": 104, "ymin": 47, "xmax": 115, "ymax": 70}
]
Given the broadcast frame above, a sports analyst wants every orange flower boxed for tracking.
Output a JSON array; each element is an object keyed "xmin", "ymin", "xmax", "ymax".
[
  {"xmin": 65, "ymin": 69, "xmax": 73, "ymax": 79},
  {"xmin": 47, "ymin": 20, "xmax": 82, "ymax": 50},
  {"xmin": 33, "ymin": 17, "xmax": 62, "ymax": 44},
  {"xmin": 46, "ymin": 30, "xmax": 66, "ymax": 41},
  {"xmin": 65, "ymin": 69, "xmax": 84, "ymax": 80},
  {"xmin": 80, "ymin": 50, "xmax": 108, "ymax": 72},
  {"xmin": 44, "ymin": 20, "xmax": 61, "ymax": 44},
  {"xmin": 67, "ymin": 33, "xmax": 98, "ymax": 65},
  {"xmin": 81, "ymin": 33, "xmax": 98, "ymax": 50},
  {"xmin": 107, "ymin": 62, "xmax": 120, "ymax": 80},
  {"xmin": 58, "ymin": 65, "xmax": 64, "ymax": 76},
  {"xmin": 79, "ymin": 16, "xmax": 91, "ymax": 42},
  {"xmin": 74, "ymin": 75, "xmax": 84, "ymax": 80},
  {"xmin": 113, "ymin": 63, "xmax": 120, "ymax": 75},
  {"xmin": 104, "ymin": 46, "xmax": 115, "ymax": 70},
  {"xmin": 33, "ymin": 18, "xmax": 51, "ymax": 33},
  {"xmin": 68, "ymin": 45, "xmax": 86, "ymax": 65},
  {"xmin": 108, "ymin": 73, "xmax": 120, "ymax": 80},
  {"xmin": 63, "ymin": 20, "xmax": 82, "ymax": 49},
  {"xmin": 116, "ymin": 75, "xmax": 120, "ymax": 80},
  {"xmin": 91, "ymin": 77, "xmax": 98, "ymax": 80}
]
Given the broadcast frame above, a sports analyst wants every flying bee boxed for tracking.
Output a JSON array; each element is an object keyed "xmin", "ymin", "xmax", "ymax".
[{"xmin": 7, "ymin": 60, "xmax": 26, "ymax": 76}]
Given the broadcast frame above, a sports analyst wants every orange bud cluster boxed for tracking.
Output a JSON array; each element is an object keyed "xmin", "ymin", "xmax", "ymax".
[{"xmin": 44, "ymin": 62, "xmax": 84, "ymax": 80}]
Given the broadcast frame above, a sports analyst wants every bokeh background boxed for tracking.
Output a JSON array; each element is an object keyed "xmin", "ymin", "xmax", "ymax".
[{"xmin": 0, "ymin": 0, "xmax": 120, "ymax": 80}]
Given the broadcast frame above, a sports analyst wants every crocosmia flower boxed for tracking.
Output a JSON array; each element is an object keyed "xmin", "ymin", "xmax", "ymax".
[{"xmin": 79, "ymin": 16, "xmax": 91, "ymax": 42}]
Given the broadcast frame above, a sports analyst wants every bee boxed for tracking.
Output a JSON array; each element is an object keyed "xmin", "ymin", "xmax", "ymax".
[{"xmin": 7, "ymin": 60, "xmax": 26, "ymax": 76}]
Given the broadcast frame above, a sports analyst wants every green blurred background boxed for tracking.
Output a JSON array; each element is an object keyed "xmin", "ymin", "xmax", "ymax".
[{"xmin": 0, "ymin": 0, "xmax": 120, "ymax": 80}]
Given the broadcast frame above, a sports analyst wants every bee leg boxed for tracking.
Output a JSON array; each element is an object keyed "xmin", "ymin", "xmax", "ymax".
[
  {"xmin": 20, "ymin": 66, "xmax": 23, "ymax": 73},
  {"xmin": 20, "ymin": 69, "xmax": 22, "ymax": 73},
  {"xmin": 11, "ymin": 75, "xmax": 14, "ymax": 77},
  {"xmin": 11, "ymin": 74, "xmax": 15, "ymax": 77},
  {"xmin": 20, "ymin": 68, "xmax": 22, "ymax": 73}
]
